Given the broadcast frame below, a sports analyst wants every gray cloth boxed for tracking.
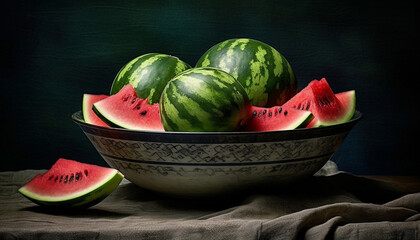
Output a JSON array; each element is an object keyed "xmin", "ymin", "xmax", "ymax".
[{"xmin": 0, "ymin": 162, "xmax": 419, "ymax": 240}]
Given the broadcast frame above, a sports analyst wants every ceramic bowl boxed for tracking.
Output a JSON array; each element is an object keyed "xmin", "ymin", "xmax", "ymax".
[{"xmin": 72, "ymin": 110, "xmax": 362, "ymax": 197}]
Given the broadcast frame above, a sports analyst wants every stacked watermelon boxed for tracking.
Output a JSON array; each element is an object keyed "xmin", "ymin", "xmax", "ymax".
[{"xmin": 83, "ymin": 38, "xmax": 356, "ymax": 132}]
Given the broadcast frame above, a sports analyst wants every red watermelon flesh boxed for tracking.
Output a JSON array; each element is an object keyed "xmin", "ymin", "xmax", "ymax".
[
  {"xmin": 305, "ymin": 90, "xmax": 356, "ymax": 128},
  {"xmin": 93, "ymin": 84, "xmax": 164, "ymax": 131},
  {"xmin": 283, "ymin": 78, "xmax": 355, "ymax": 127},
  {"xmin": 82, "ymin": 94, "xmax": 109, "ymax": 127},
  {"xmin": 18, "ymin": 158, "xmax": 123, "ymax": 208},
  {"xmin": 243, "ymin": 105, "xmax": 313, "ymax": 131}
]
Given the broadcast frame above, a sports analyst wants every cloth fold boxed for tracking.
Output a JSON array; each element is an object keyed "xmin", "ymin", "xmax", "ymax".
[{"xmin": 0, "ymin": 162, "xmax": 419, "ymax": 240}]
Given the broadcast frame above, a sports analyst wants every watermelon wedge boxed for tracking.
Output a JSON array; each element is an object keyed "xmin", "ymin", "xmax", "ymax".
[
  {"xmin": 243, "ymin": 106, "xmax": 313, "ymax": 131},
  {"xmin": 93, "ymin": 84, "xmax": 164, "ymax": 131},
  {"xmin": 18, "ymin": 158, "xmax": 124, "ymax": 208},
  {"xmin": 82, "ymin": 94, "xmax": 109, "ymax": 127},
  {"xmin": 283, "ymin": 78, "xmax": 355, "ymax": 127}
]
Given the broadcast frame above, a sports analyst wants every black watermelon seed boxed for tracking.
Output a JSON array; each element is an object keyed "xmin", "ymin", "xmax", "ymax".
[
  {"xmin": 324, "ymin": 97, "xmax": 331, "ymax": 104},
  {"xmin": 60, "ymin": 176, "xmax": 63, "ymax": 182},
  {"xmin": 54, "ymin": 176, "xmax": 58, "ymax": 182},
  {"xmin": 84, "ymin": 170, "xmax": 88, "ymax": 177},
  {"xmin": 140, "ymin": 111, "xmax": 147, "ymax": 116},
  {"xmin": 306, "ymin": 103, "xmax": 310, "ymax": 110},
  {"xmin": 75, "ymin": 173, "xmax": 80, "ymax": 181},
  {"xmin": 263, "ymin": 110, "xmax": 267, "ymax": 115},
  {"xmin": 284, "ymin": 110, "xmax": 288, "ymax": 116},
  {"xmin": 69, "ymin": 174, "xmax": 74, "ymax": 182},
  {"xmin": 252, "ymin": 111, "xmax": 257, "ymax": 118},
  {"xmin": 258, "ymin": 112, "xmax": 262, "ymax": 117},
  {"xmin": 268, "ymin": 112, "xmax": 272, "ymax": 117},
  {"xmin": 64, "ymin": 175, "xmax": 68, "ymax": 183},
  {"xmin": 278, "ymin": 107, "xmax": 282, "ymax": 114},
  {"xmin": 48, "ymin": 175, "xmax": 54, "ymax": 181},
  {"xmin": 136, "ymin": 106, "xmax": 141, "ymax": 110}
]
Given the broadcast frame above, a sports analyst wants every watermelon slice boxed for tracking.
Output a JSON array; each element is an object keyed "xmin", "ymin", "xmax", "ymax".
[
  {"xmin": 243, "ymin": 106, "xmax": 313, "ymax": 131},
  {"xmin": 82, "ymin": 94, "xmax": 109, "ymax": 127},
  {"xmin": 93, "ymin": 84, "xmax": 164, "ymax": 131},
  {"xmin": 283, "ymin": 78, "xmax": 355, "ymax": 127},
  {"xmin": 18, "ymin": 158, "xmax": 124, "ymax": 208}
]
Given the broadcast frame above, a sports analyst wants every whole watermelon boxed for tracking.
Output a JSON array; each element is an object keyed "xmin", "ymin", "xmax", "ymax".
[
  {"xmin": 196, "ymin": 38, "xmax": 297, "ymax": 107},
  {"xmin": 111, "ymin": 53, "xmax": 191, "ymax": 104},
  {"xmin": 159, "ymin": 67, "xmax": 251, "ymax": 132}
]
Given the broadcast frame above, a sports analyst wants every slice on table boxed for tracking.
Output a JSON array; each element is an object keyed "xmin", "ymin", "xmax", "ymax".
[{"xmin": 18, "ymin": 158, "xmax": 124, "ymax": 209}]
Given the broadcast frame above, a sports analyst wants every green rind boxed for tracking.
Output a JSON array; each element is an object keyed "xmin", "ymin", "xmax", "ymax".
[
  {"xmin": 82, "ymin": 94, "xmax": 108, "ymax": 126},
  {"xmin": 160, "ymin": 67, "xmax": 251, "ymax": 132},
  {"xmin": 18, "ymin": 171, "xmax": 123, "ymax": 208},
  {"xmin": 281, "ymin": 111, "xmax": 313, "ymax": 130},
  {"xmin": 315, "ymin": 90, "xmax": 356, "ymax": 127},
  {"xmin": 111, "ymin": 53, "xmax": 191, "ymax": 104},
  {"xmin": 92, "ymin": 99, "xmax": 146, "ymax": 130},
  {"xmin": 295, "ymin": 111, "xmax": 315, "ymax": 129},
  {"xmin": 91, "ymin": 104, "xmax": 122, "ymax": 128},
  {"xmin": 82, "ymin": 94, "xmax": 91, "ymax": 123},
  {"xmin": 93, "ymin": 103, "xmax": 162, "ymax": 131},
  {"xmin": 93, "ymin": 86, "xmax": 163, "ymax": 131},
  {"xmin": 283, "ymin": 78, "xmax": 356, "ymax": 128},
  {"xmin": 196, "ymin": 38, "xmax": 297, "ymax": 107},
  {"xmin": 244, "ymin": 106, "xmax": 313, "ymax": 131}
]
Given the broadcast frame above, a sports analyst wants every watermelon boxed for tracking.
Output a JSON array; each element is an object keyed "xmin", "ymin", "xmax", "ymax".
[
  {"xmin": 196, "ymin": 38, "xmax": 297, "ymax": 107},
  {"xmin": 283, "ymin": 78, "xmax": 356, "ymax": 127},
  {"xmin": 18, "ymin": 158, "xmax": 123, "ymax": 208},
  {"xmin": 110, "ymin": 53, "xmax": 191, "ymax": 104},
  {"xmin": 159, "ymin": 67, "xmax": 251, "ymax": 132},
  {"xmin": 93, "ymin": 84, "xmax": 164, "ymax": 131},
  {"xmin": 243, "ymin": 106, "xmax": 314, "ymax": 131},
  {"xmin": 82, "ymin": 94, "xmax": 109, "ymax": 127}
]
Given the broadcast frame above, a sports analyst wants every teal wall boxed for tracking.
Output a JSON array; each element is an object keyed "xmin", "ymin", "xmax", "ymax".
[{"xmin": 2, "ymin": 0, "xmax": 418, "ymax": 174}]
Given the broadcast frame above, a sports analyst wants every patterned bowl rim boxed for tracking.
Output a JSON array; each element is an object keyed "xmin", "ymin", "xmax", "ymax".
[{"xmin": 72, "ymin": 110, "xmax": 362, "ymax": 144}]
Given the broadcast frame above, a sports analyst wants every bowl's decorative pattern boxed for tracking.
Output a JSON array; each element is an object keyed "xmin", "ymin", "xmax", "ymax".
[
  {"xmin": 72, "ymin": 111, "xmax": 362, "ymax": 197},
  {"xmin": 85, "ymin": 133, "xmax": 346, "ymax": 165}
]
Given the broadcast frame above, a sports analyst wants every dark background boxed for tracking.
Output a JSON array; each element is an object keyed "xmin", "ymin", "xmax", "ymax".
[{"xmin": 2, "ymin": 1, "xmax": 418, "ymax": 174}]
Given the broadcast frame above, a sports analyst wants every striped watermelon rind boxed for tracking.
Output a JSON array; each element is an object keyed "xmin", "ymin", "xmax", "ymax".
[
  {"xmin": 196, "ymin": 38, "xmax": 297, "ymax": 107},
  {"xmin": 159, "ymin": 67, "xmax": 251, "ymax": 132},
  {"xmin": 110, "ymin": 53, "xmax": 191, "ymax": 104}
]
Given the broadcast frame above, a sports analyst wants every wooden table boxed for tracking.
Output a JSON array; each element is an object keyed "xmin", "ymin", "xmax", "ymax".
[{"xmin": 362, "ymin": 175, "xmax": 420, "ymax": 193}]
